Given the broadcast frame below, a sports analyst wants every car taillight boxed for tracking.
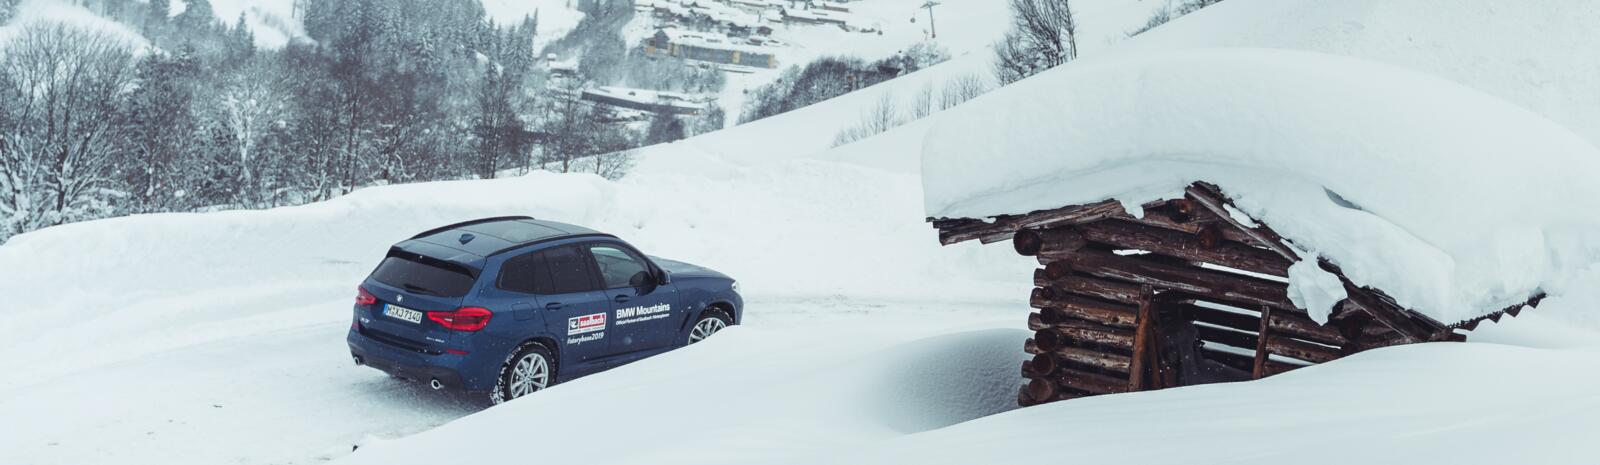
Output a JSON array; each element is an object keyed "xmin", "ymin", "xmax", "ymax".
[
  {"xmin": 355, "ymin": 286, "xmax": 377, "ymax": 306},
  {"xmin": 428, "ymin": 307, "xmax": 492, "ymax": 332}
]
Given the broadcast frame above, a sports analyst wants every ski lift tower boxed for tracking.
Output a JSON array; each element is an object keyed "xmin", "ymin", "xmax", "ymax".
[{"xmin": 919, "ymin": 1, "xmax": 941, "ymax": 39}]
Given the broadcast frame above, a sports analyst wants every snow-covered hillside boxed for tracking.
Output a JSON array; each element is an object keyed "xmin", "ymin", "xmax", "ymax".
[{"xmin": 4, "ymin": 1, "xmax": 1599, "ymax": 465}]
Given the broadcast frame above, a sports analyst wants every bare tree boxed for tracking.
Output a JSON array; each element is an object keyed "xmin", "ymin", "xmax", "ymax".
[
  {"xmin": 910, "ymin": 83, "xmax": 936, "ymax": 119},
  {"xmin": 994, "ymin": 0, "xmax": 1078, "ymax": 85},
  {"xmin": 832, "ymin": 93, "xmax": 904, "ymax": 147},
  {"xmin": 0, "ymin": 23, "xmax": 137, "ymax": 233},
  {"xmin": 940, "ymin": 72, "xmax": 993, "ymax": 110}
]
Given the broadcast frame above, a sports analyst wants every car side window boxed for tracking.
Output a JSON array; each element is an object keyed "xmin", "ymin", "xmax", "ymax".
[
  {"xmin": 496, "ymin": 251, "xmax": 551, "ymax": 295},
  {"xmin": 588, "ymin": 244, "xmax": 651, "ymax": 289},
  {"xmin": 543, "ymin": 245, "xmax": 600, "ymax": 294}
]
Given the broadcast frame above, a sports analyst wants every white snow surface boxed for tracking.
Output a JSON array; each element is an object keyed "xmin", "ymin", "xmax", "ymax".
[
  {"xmin": 6, "ymin": 2, "xmax": 1600, "ymax": 465},
  {"xmin": 1123, "ymin": 0, "xmax": 1600, "ymax": 153},
  {"xmin": 0, "ymin": 0, "xmax": 150, "ymax": 47},
  {"xmin": 921, "ymin": 48, "xmax": 1600, "ymax": 324}
]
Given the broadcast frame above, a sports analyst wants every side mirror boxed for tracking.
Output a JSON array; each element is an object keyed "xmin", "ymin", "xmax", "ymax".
[{"xmin": 656, "ymin": 269, "xmax": 672, "ymax": 285}]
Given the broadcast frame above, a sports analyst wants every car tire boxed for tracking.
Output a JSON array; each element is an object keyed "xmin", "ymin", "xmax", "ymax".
[
  {"xmin": 490, "ymin": 342, "xmax": 554, "ymax": 405},
  {"xmin": 687, "ymin": 308, "xmax": 732, "ymax": 345}
]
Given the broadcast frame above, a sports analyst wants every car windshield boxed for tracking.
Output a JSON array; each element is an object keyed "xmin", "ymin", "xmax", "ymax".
[{"xmin": 369, "ymin": 255, "xmax": 476, "ymax": 297}]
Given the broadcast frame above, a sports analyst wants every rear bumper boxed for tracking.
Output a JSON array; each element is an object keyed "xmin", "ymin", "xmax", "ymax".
[{"xmin": 348, "ymin": 329, "xmax": 472, "ymax": 391}]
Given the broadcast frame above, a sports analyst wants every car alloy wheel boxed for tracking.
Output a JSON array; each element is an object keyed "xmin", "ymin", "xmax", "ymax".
[
  {"xmin": 508, "ymin": 352, "xmax": 550, "ymax": 399},
  {"xmin": 688, "ymin": 313, "xmax": 728, "ymax": 344}
]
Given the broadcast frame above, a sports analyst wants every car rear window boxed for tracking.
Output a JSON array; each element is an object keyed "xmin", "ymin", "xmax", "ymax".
[{"xmin": 370, "ymin": 255, "xmax": 476, "ymax": 297}]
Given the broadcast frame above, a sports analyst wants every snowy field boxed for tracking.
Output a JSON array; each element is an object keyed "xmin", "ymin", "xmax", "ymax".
[{"xmin": 5, "ymin": 1, "xmax": 1600, "ymax": 465}]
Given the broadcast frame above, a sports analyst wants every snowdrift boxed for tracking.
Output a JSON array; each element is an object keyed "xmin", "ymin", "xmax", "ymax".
[
  {"xmin": 1123, "ymin": 0, "xmax": 1600, "ymax": 151},
  {"xmin": 921, "ymin": 47, "xmax": 1600, "ymax": 324},
  {"xmin": 339, "ymin": 323, "xmax": 1033, "ymax": 465}
]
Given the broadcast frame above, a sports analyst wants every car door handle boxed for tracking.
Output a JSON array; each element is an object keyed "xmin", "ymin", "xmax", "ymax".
[
  {"xmin": 544, "ymin": 302, "xmax": 564, "ymax": 310},
  {"xmin": 613, "ymin": 295, "xmax": 631, "ymax": 303}
]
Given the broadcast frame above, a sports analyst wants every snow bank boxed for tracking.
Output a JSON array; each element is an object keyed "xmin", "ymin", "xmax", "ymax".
[
  {"xmin": 921, "ymin": 48, "xmax": 1600, "ymax": 323},
  {"xmin": 1122, "ymin": 0, "xmax": 1600, "ymax": 153},
  {"xmin": 826, "ymin": 342, "xmax": 1600, "ymax": 465},
  {"xmin": 338, "ymin": 323, "xmax": 1032, "ymax": 465}
]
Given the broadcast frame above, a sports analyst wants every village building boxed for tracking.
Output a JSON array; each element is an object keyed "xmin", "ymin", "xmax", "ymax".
[
  {"xmin": 643, "ymin": 28, "xmax": 779, "ymax": 69},
  {"xmin": 579, "ymin": 86, "xmax": 707, "ymax": 116}
]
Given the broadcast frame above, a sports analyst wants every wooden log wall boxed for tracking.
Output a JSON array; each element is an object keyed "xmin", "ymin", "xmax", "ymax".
[{"xmin": 1013, "ymin": 201, "xmax": 1362, "ymax": 407}]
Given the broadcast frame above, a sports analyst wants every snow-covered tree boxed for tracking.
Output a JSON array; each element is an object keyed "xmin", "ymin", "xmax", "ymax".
[
  {"xmin": 0, "ymin": 24, "xmax": 137, "ymax": 233},
  {"xmin": 994, "ymin": 0, "xmax": 1077, "ymax": 85}
]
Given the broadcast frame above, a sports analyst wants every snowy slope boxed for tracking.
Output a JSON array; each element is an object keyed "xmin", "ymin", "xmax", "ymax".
[
  {"xmin": 5, "ymin": 1, "xmax": 1599, "ymax": 465},
  {"xmin": 0, "ymin": 0, "xmax": 150, "ymax": 47}
]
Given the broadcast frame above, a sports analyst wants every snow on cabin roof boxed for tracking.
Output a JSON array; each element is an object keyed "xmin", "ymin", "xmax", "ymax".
[
  {"xmin": 919, "ymin": 48, "xmax": 1600, "ymax": 325},
  {"xmin": 1121, "ymin": 0, "xmax": 1600, "ymax": 168}
]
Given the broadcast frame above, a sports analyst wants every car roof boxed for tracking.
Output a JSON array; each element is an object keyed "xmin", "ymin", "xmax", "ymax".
[{"xmin": 401, "ymin": 217, "xmax": 613, "ymax": 263}]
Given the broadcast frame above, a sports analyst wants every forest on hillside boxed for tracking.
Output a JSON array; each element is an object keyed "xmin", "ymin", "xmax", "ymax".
[{"xmin": 0, "ymin": 0, "xmax": 730, "ymax": 241}]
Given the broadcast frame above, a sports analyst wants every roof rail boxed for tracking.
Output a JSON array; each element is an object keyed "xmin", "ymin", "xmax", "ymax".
[{"xmin": 409, "ymin": 216, "xmax": 534, "ymax": 240}]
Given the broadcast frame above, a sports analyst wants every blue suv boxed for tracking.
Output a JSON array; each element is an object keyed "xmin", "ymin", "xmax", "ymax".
[{"xmin": 347, "ymin": 217, "xmax": 742, "ymax": 403}]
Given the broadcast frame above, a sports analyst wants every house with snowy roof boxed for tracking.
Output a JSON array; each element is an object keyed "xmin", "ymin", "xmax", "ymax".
[
  {"xmin": 924, "ymin": 46, "xmax": 1600, "ymax": 405},
  {"xmin": 643, "ymin": 28, "xmax": 778, "ymax": 69}
]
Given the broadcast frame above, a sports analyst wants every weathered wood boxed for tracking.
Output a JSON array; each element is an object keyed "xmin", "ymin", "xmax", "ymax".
[
  {"xmin": 1070, "ymin": 220, "xmax": 1293, "ymax": 276},
  {"xmin": 1014, "ymin": 228, "xmax": 1088, "ymax": 257},
  {"xmin": 1026, "ymin": 377, "xmax": 1058, "ymax": 403},
  {"xmin": 1194, "ymin": 324, "xmax": 1341, "ymax": 364},
  {"xmin": 1051, "ymin": 367, "xmax": 1134, "ymax": 395},
  {"xmin": 1021, "ymin": 359, "xmax": 1036, "ymax": 377},
  {"xmin": 1058, "ymin": 248, "xmax": 1297, "ymax": 310},
  {"xmin": 1035, "ymin": 270, "xmax": 1145, "ymax": 305},
  {"xmin": 1035, "ymin": 319, "xmax": 1136, "ymax": 352},
  {"xmin": 1023, "ymin": 338, "xmax": 1040, "ymax": 355},
  {"xmin": 1252, "ymin": 305, "xmax": 1272, "ymax": 379},
  {"xmin": 1130, "ymin": 201, "xmax": 1262, "ymax": 246},
  {"xmin": 1265, "ymin": 335, "xmax": 1341, "ymax": 364},
  {"xmin": 932, "ymin": 199, "xmax": 1127, "ymax": 245},
  {"xmin": 1188, "ymin": 304, "xmax": 1346, "ymax": 346},
  {"xmin": 1200, "ymin": 346, "xmax": 1304, "ymax": 376},
  {"xmin": 1031, "ymin": 294, "xmax": 1140, "ymax": 329},
  {"xmin": 1047, "ymin": 345, "xmax": 1133, "ymax": 373},
  {"xmin": 1128, "ymin": 286, "xmax": 1156, "ymax": 391},
  {"xmin": 1030, "ymin": 353, "xmax": 1056, "ymax": 376},
  {"xmin": 1184, "ymin": 183, "xmax": 1298, "ymax": 261},
  {"xmin": 1017, "ymin": 384, "xmax": 1036, "ymax": 407},
  {"xmin": 1322, "ymin": 263, "xmax": 1428, "ymax": 344}
]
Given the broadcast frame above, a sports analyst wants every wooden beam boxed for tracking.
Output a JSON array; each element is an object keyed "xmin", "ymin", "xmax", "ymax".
[
  {"xmin": 1069, "ymin": 220, "xmax": 1293, "ymax": 276},
  {"xmin": 1035, "ymin": 319, "xmax": 1136, "ymax": 352},
  {"xmin": 1030, "ymin": 293, "xmax": 1140, "ymax": 328},
  {"xmin": 1013, "ymin": 228, "xmax": 1088, "ymax": 257},
  {"xmin": 1252, "ymin": 305, "xmax": 1271, "ymax": 379},
  {"xmin": 1184, "ymin": 182, "xmax": 1298, "ymax": 261},
  {"xmin": 1188, "ymin": 304, "xmax": 1346, "ymax": 346},
  {"xmin": 1128, "ymin": 286, "xmax": 1156, "ymax": 391},
  {"xmin": 932, "ymin": 199, "xmax": 1127, "ymax": 245},
  {"xmin": 1055, "ymin": 367, "xmax": 1134, "ymax": 395},
  {"xmin": 1034, "ymin": 270, "xmax": 1145, "ymax": 305},
  {"xmin": 1056, "ymin": 248, "xmax": 1297, "ymax": 310}
]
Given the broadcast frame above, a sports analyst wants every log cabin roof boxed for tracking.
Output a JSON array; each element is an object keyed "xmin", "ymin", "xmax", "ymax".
[{"xmin": 929, "ymin": 182, "xmax": 1544, "ymax": 340}]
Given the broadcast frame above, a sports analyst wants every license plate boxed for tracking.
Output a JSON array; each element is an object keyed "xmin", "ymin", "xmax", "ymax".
[{"xmin": 383, "ymin": 304, "xmax": 423, "ymax": 324}]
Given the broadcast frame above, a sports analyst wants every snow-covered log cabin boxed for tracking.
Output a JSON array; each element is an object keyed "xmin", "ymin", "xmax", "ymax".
[{"xmin": 923, "ymin": 48, "xmax": 1600, "ymax": 406}]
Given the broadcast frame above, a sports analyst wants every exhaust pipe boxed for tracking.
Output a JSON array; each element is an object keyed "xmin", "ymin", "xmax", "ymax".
[
  {"xmin": 429, "ymin": 378, "xmax": 444, "ymax": 390},
  {"xmin": 352, "ymin": 355, "xmax": 364, "ymax": 366}
]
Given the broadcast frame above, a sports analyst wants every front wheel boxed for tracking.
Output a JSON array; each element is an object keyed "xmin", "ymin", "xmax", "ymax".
[
  {"xmin": 491, "ymin": 343, "xmax": 553, "ymax": 405},
  {"xmin": 688, "ymin": 308, "xmax": 731, "ymax": 345}
]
